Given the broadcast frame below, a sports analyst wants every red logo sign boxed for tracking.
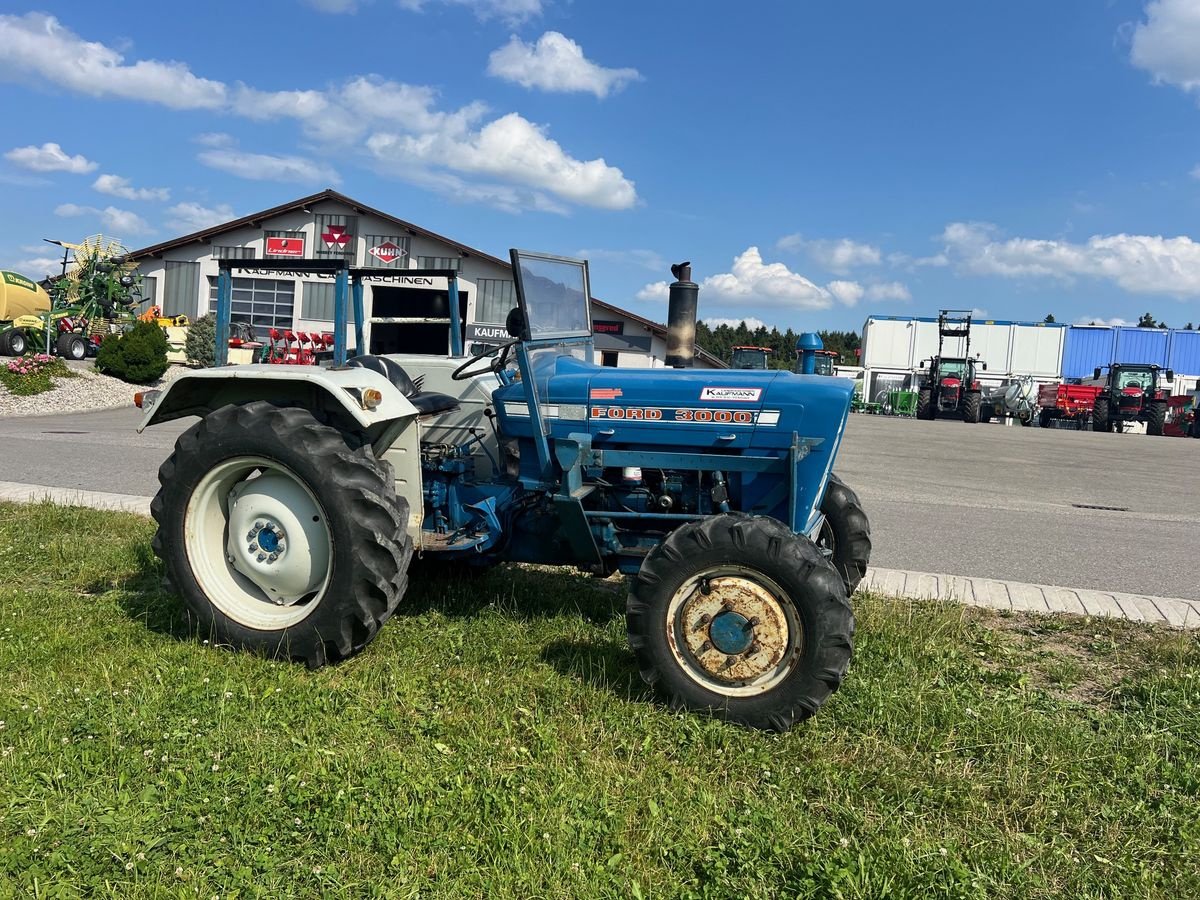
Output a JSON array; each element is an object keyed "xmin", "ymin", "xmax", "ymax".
[
  {"xmin": 368, "ymin": 241, "xmax": 406, "ymax": 264},
  {"xmin": 265, "ymin": 236, "xmax": 304, "ymax": 256},
  {"xmin": 322, "ymin": 225, "xmax": 349, "ymax": 251}
]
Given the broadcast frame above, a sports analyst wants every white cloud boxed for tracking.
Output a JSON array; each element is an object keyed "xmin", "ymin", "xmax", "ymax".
[
  {"xmin": 865, "ymin": 281, "xmax": 911, "ymax": 301},
  {"xmin": 826, "ymin": 280, "xmax": 864, "ymax": 307},
  {"xmin": 938, "ymin": 221, "xmax": 1200, "ymax": 296},
  {"xmin": 702, "ymin": 317, "xmax": 772, "ymax": 332},
  {"xmin": 0, "ymin": 13, "xmax": 226, "ymax": 109},
  {"xmin": 777, "ymin": 235, "xmax": 882, "ymax": 273},
  {"xmin": 305, "ymin": 0, "xmax": 359, "ymax": 10},
  {"xmin": 576, "ymin": 248, "xmax": 666, "ymax": 271},
  {"xmin": 487, "ymin": 32, "xmax": 641, "ymax": 98},
  {"xmin": 701, "ymin": 247, "xmax": 835, "ymax": 309},
  {"xmin": 398, "ymin": 0, "xmax": 542, "ymax": 23},
  {"xmin": 4, "ymin": 142, "xmax": 96, "ymax": 173},
  {"xmin": 366, "ymin": 112, "xmax": 636, "ymax": 210},
  {"xmin": 636, "ymin": 281, "xmax": 669, "ymax": 301},
  {"xmin": 198, "ymin": 149, "xmax": 341, "ymax": 185},
  {"xmin": 54, "ymin": 203, "xmax": 151, "ymax": 235},
  {"xmin": 1074, "ymin": 316, "xmax": 1134, "ymax": 327},
  {"xmin": 93, "ymin": 173, "xmax": 169, "ymax": 201},
  {"xmin": 3, "ymin": 255, "xmax": 62, "ymax": 277},
  {"xmin": 1130, "ymin": 0, "xmax": 1200, "ymax": 95},
  {"xmin": 0, "ymin": 13, "xmax": 632, "ymax": 213},
  {"xmin": 194, "ymin": 131, "xmax": 235, "ymax": 147},
  {"xmin": 164, "ymin": 202, "xmax": 236, "ymax": 233}
]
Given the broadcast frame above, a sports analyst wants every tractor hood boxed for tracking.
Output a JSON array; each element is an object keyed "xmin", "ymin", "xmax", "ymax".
[{"xmin": 494, "ymin": 355, "xmax": 854, "ymax": 455}]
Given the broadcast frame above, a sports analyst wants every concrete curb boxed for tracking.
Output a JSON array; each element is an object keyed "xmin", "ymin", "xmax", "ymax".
[
  {"xmin": 863, "ymin": 567, "xmax": 1200, "ymax": 630},
  {"xmin": 2, "ymin": 481, "xmax": 1197, "ymax": 630}
]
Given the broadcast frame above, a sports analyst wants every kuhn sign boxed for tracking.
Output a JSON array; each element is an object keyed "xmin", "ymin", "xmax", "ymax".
[{"xmin": 368, "ymin": 241, "xmax": 406, "ymax": 264}]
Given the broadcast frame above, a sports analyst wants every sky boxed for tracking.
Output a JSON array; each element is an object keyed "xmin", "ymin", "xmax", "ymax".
[{"xmin": 2, "ymin": 0, "xmax": 1200, "ymax": 333}]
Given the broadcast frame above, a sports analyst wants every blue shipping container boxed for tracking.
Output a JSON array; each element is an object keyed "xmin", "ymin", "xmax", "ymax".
[
  {"xmin": 1061, "ymin": 326, "xmax": 1115, "ymax": 378},
  {"xmin": 1114, "ymin": 327, "xmax": 1169, "ymax": 367},
  {"xmin": 1168, "ymin": 329, "xmax": 1200, "ymax": 375}
]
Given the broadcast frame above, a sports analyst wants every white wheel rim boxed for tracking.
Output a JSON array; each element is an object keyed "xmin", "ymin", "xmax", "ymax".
[
  {"xmin": 184, "ymin": 456, "xmax": 333, "ymax": 629},
  {"xmin": 666, "ymin": 565, "xmax": 802, "ymax": 697}
]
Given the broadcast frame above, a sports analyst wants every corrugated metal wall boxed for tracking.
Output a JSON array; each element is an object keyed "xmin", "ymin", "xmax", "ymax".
[
  {"xmin": 1167, "ymin": 330, "xmax": 1200, "ymax": 374},
  {"xmin": 1114, "ymin": 327, "xmax": 1169, "ymax": 366},
  {"xmin": 1061, "ymin": 327, "xmax": 1115, "ymax": 378}
]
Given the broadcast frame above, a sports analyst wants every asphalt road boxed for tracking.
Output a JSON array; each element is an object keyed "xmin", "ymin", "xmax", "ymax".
[{"xmin": 1, "ymin": 406, "xmax": 1197, "ymax": 600}]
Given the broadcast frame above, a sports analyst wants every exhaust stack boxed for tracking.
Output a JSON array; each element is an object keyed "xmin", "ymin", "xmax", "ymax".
[{"xmin": 665, "ymin": 261, "xmax": 698, "ymax": 368}]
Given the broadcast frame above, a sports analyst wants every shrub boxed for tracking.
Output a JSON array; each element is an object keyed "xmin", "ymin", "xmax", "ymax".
[
  {"xmin": 95, "ymin": 321, "xmax": 169, "ymax": 384},
  {"xmin": 0, "ymin": 353, "xmax": 72, "ymax": 396},
  {"xmin": 185, "ymin": 312, "xmax": 216, "ymax": 368}
]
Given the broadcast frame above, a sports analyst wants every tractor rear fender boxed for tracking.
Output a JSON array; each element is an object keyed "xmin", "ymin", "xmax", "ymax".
[
  {"xmin": 138, "ymin": 366, "xmax": 426, "ymax": 541},
  {"xmin": 137, "ymin": 365, "xmax": 420, "ymax": 435}
]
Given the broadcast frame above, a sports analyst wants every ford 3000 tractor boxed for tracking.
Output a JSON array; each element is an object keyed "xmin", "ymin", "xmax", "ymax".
[{"xmin": 137, "ymin": 252, "xmax": 870, "ymax": 731}]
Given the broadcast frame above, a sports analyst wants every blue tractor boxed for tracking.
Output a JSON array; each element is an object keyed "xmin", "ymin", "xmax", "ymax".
[{"xmin": 137, "ymin": 251, "xmax": 870, "ymax": 730}]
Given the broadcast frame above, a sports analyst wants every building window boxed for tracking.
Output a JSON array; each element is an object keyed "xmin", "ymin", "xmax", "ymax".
[
  {"xmin": 601, "ymin": 351, "xmax": 619, "ymax": 367},
  {"xmin": 303, "ymin": 281, "xmax": 336, "ymax": 322},
  {"xmin": 208, "ymin": 276, "xmax": 295, "ymax": 330},
  {"xmin": 315, "ymin": 214, "xmax": 358, "ymax": 263},
  {"xmin": 476, "ymin": 278, "xmax": 516, "ymax": 324},
  {"xmin": 213, "ymin": 245, "xmax": 257, "ymax": 259},
  {"xmin": 163, "ymin": 261, "xmax": 200, "ymax": 318},
  {"xmin": 363, "ymin": 234, "xmax": 410, "ymax": 268},
  {"xmin": 415, "ymin": 255, "xmax": 461, "ymax": 271}
]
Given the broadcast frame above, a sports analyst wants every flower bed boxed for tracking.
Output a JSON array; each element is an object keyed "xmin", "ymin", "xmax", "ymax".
[{"xmin": 0, "ymin": 354, "xmax": 77, "ymax": 397}]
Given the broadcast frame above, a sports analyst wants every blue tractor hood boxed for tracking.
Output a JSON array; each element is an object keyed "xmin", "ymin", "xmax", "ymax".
[{"xmin": 495, "ymin": 354, "xmax": 854, "ymax": 457}]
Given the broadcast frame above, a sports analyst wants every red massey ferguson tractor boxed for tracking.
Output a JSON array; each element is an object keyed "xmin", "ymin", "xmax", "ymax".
[
  {"xmin": 914, "ymin": 310, "xmax": 987, "ymax": 423},
  {"xmin": 1090, "ymin": 363, "xmax": 1173, "ymax": 435}
]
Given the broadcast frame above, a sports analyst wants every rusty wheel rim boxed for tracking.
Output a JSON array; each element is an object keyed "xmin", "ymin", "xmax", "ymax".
[{"xmin": 666, "ymin": 566, "xmax": 802, "ymax": 697}]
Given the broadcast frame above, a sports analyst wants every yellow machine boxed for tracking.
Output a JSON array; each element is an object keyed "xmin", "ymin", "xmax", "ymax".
[{"xmin": 0, "ymin": 271, "xmax": 51, "ymax": 321}]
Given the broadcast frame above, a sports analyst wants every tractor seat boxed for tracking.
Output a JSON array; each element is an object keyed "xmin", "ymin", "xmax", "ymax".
[{"xmin": 346, "ymin": 355, "xmax": 460, "ymax": 416}]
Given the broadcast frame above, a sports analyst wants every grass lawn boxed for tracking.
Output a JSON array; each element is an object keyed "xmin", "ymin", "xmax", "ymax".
[{"xmin": 0, "ymin": 502, "xmax": 1197, "ymax": 899}]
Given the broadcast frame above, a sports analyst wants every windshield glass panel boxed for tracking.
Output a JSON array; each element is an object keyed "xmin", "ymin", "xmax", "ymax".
[
  {"xmin": 732, "ymin": 348, "xmax": 769, "ymax": 369},
  {"xmin": 938, "ymin": 359, "xmax": 967, "ymax": 379},
  {"xmin": 1117, "ymin": 368, "xmax": 1152, "ymax": 390},
  {"xmin": 514, "ymin": 253, "xmax": 591, "ymax": 339}
]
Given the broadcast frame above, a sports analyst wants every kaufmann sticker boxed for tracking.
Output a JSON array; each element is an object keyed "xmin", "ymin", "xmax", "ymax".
[{"xmin": 700, "ymin": 387, "xmax": 762, "ymax": 402}]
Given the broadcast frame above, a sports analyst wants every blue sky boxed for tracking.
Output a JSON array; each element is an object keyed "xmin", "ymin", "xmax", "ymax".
[{"xmin": 2, "ymin": 0, "xmax": 1200, "ymax": 333}]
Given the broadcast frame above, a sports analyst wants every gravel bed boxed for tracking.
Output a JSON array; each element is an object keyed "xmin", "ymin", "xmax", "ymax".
[{"xmin": 0, "ymin": 363, "xmax": 191, "ymax": 419}]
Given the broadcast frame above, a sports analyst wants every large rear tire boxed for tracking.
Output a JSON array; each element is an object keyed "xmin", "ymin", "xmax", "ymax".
[
  {"xmin": 627, "ymin": 515, "xmax": 854, "ymax": 731},
  {"xmin": 1039, "ymin": 409, "xmax": 1052, "ymax": 428},
  {"xmin": 817, "ymin": 474, "xmax": 872, "ymax": 597},
  {"xmin": 916, "ymin": 388, "xmax": 933, "ymax": 420},
  {"xmin": 963, "ymin": 391, "xmax": 982, "ymax": 424},
  {"xmin": 1092, "ymin": 396, "xmax": 1110, "ymax": 432},
  {"xmin": 150, "ymin": 402, "xmax": 411, "ymax": 668},
  {"xmin": 1145, "ymin": 401, "xmax": 1166, "ymax": 437},
  {"xmin": 3, "ymin": 329, "xmax": 28, "ymax": 357}
]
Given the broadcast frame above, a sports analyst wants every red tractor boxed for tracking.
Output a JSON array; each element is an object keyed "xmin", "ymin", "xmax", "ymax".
[
  {"xmin": 915, "ymin": 310, "xmax": 987, "ymax": 423},
  {"xmin": 1090, "ymin": 363, "xmax": 1173, "ymax": 435}
]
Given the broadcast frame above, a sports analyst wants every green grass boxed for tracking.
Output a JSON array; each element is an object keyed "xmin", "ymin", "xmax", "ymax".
[{"xmin": 0, "ymin": 502, "xmax": 1198, "ymax": 899}]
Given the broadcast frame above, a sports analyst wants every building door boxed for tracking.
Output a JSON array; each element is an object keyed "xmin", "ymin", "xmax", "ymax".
[{"xmin": 163, "ymin": 261, "xmax": 200, "ymax": 318}]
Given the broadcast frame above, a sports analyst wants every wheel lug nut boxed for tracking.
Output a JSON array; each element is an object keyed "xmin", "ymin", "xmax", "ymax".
[
  {"xmin": 747, "ymin": 642, "xmax": 760, "ymax": 655},
  {"xmin": 254, "ymin": 521, "xmax": 264, "ymax": 531},
  {"xmin": 256, "ymin": 554, "xmax": 266, "ymax": 562},
  {"xmin": 249, "ymin": 543, "xmax": 259, "ymax": 553},
  {"xmin": 725, "ymin": 655, "xmax": 738, "ymax": 668},
  {"xmin": 698, "ymin": 613, "xmax": 711, "ymax": 625},
  {"xmin": 699, "ymin": 641, "xmax": 712, "ymax": 653},
  {"xmin": 245, "ymin": 531, "xmax": 256, "ymax": 542}
]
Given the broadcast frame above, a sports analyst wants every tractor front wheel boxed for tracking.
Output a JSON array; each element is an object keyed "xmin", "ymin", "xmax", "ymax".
[
  {"xmin": 817, "ymin": 474, "xmax": 872, "ymax": 597},
  {"xmin": 1092, "ymin": 397, "xmax": 1110, "ymax": 432},
  {"xmin": 56, "ymin": 333, "xmax": 87, "ymax": 361},
  {"xmin": 2, "ymin": 329, "xmax": 28, "ymax": 357},
  {"xmin": 963, "ymin": 391, "xmax": 982, "ymax": 424},
  {"xmin": 916, "ymin": 388, "xmax": 933, "ymax": 420},
  {"xmin": 1145, "ymin": 401, "xmax": 1166, "ymax": 437},
  {"xmin": 151, "ymin": 402, "xmax": 412, "ymax": 668},
  {"xmin": 627, "ymin": 515, "xmax": 854, "ymax": 731}
]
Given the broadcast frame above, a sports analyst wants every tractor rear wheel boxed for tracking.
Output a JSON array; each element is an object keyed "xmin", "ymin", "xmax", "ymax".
[
  {"xmin": 150, "ymin": 402, "xmax": 412, "ymax": 668},
  {"xmin": 916, "ymin": 388, "xmax": 933, "ymax": 420},
  {"xmin": 1092, "ymin": 397, "xmax": 1110, "ymax": 432},
  {"xmin": 1039, "ymin": 409, "xmax": 1051, "ymax": 428},
  {"xmin": 626, "ymin": 515, "xmax": 854, "ymax": 731},
  {"xmin": 1145, "ymin": 401, "xmax": 1166, "ymax": 436},
  {"xmin": 817, "ymin": 474, "xmax": 872, "ymax": 597},
  {"xmin": 963, "ymin": 391, "xmax": 982, "ymax": 424}
]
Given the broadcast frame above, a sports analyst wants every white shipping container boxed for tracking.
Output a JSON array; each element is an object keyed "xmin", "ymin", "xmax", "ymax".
[
  {"xmin": 1009, "ymin": 324, "xmax": 1065, "ymax": 377},
  {"xmin": 969, "ymin": 322, "xmax": 1013, "ymax": 373},
  {"xmin": 860, "ymin": 318, "xmax": 915, "ymax": 369}
]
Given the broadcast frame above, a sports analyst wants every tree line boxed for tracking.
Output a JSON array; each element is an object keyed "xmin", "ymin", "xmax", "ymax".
[{"xmin": 695, "ymin": 320, "xmax": 861, "ymax": 369}]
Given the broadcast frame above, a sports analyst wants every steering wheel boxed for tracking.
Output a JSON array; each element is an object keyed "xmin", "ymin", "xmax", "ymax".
[{"xmin": 451, "ymin": 339, "xmax": 520, "ymax": 381}]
